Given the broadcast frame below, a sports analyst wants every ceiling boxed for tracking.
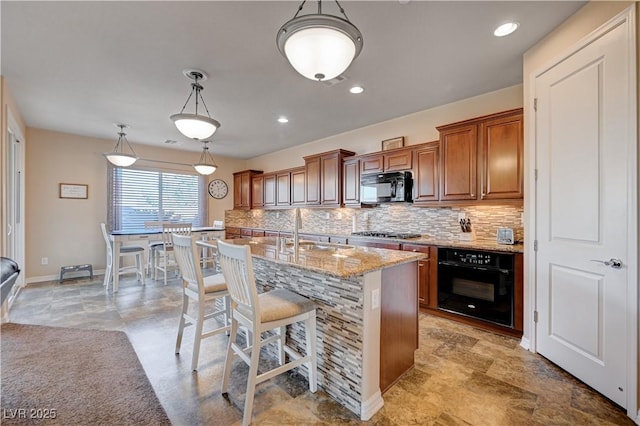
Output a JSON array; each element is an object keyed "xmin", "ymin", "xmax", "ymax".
[{"xmin": 1, "ymin": 1, "xmax": 585, "ymax": 159}]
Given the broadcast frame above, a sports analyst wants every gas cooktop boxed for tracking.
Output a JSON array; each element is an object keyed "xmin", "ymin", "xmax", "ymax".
[{"xmin": 351, "ymin": 231, "xmax": 422, "ymax": 239}]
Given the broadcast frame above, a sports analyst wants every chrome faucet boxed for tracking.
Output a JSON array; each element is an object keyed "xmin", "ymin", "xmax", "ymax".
[{"xmin": 293, "ymin": 208, "xmax": 302, "ymax": 260}]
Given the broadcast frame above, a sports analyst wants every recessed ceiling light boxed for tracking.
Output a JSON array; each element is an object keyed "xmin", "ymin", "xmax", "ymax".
[
  {"xmin": 349, "ymin": 85, "xmax": 364, "ymax": 94},
  {"xmin": 277, "ymin": 116, "xmax": 289, "ymax": 124},
  {"xmin": 494, "ymin": 22, "xmax": 519, "ymax": 37}
]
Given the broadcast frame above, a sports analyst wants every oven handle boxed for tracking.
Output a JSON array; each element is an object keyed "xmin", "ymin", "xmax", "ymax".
[{"xmin": 438, "ymin": 260, "xmax": 512, "ymax": 275}]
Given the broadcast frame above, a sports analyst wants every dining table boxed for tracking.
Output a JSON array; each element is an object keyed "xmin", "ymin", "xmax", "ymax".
[{"xmin": 109, "ymin": 226, "xmax": 225, "ymax": 292}]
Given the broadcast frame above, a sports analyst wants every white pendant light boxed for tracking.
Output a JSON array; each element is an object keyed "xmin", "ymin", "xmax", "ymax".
[
  {"xmin": 104, "ymin": 124, "xmax": 138, "ymax": 167},
  {"xmin": 193, "ymin": 140, "xmax": 218, "ymax": 175},
  {"xmin": 170, "ymin": 69, "xmax": 221, "ymax": 140},
  {"xmin": 277, "ymin": 1, "xmax": 363, "ymax": 81}
]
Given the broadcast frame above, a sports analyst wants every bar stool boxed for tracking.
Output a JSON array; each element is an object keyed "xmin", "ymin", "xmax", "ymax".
[
  {"xmin": 217, "ymin": 240, "xmax": 317, "ymax": 426},
  {"xmin": 154, "ymin": 222, "xmax": 191, "ymax": 285},
  {"xmin": 172, "ymin": 233, "xmax": 230, "ymax": 371}
]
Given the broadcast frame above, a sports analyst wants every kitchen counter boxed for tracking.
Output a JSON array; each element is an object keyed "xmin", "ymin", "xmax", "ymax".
[
  {"xmin": 202, "ymin": 237, "xmax": 422, "ymax": 420},
  {"xmin": 222, "ymin": 236, "xmax": 426, "ymax": 277},
  {"xmin": 226, "ymin": 227, "xmax": 524, "ymax": 253}
]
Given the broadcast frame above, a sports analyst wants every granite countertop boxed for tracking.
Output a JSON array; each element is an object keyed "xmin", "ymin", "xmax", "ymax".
[
  {"xmin": 374, "ymin": 236, "xmax": 524, "ymax": 253},
  {"xmin": 219, "ymin": 237, "xmax": 427, "ymax": 278}
]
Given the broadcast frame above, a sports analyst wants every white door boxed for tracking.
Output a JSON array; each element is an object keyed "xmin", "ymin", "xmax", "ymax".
[
  {"xmin": 534, "ymin": 11, "xmax": 635, "ymax": 409},
  {"xmin": 6, "ymin": 123, "xmax": 26, "ymax": 293}
]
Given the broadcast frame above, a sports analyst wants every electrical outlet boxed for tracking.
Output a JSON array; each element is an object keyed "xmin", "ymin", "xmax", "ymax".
[
  {"xmin": 458, "ymin": 212, "xmax": 466, "ymax": 221},
  {"xmin": 372, "ymin": 288, "xmax": 380, "ymax": 309},
  {"xmin": 41, "ymin": 257, "xmax": 48, "ymax": 265}
]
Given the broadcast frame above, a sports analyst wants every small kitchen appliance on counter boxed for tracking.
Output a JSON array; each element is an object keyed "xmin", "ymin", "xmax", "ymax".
[{"xmin": 497, "ymin": 228, "xmax": 515, "ymax": 245}]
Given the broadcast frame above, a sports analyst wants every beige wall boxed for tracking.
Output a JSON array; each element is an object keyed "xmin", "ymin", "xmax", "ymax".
[
  {"xmin": 246, "ymin": 84, "xmax": 523, "ymax": 172},
  {"xmin": 1, "ymin": 76, "xmax": 27, "ymax": 256},
  {"xmin": 25, "ymin": 128, "xmax": 245, "ymax": 280}
]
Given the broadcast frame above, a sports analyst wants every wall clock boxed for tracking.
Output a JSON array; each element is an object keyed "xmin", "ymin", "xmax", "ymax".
[{"xmin": 208, "ymin": 179, "xmax": 228, "ymax": 199}]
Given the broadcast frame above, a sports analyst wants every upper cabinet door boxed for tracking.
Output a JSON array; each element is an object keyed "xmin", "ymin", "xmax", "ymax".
[
  {"xmin": 413, "ymin": 143, "xmax": 439, "ymax": 203},
  {"xmin": 384, "ymin": 150, "xmax": 412, "ymax": 172},
  {"xmin": 276, "ymin": 172, "xmax": 291, "ymax": 206},
  {"xmin": 305, "ymin": 155, "xmax": 321, "ymax": 205},
  {"xmin": 343, "ymin": 158, "xmax": 360, "ymax": 206},
  {"xmin": 439, "ymin": 124, "xmax": 478, "ymax": 201},
  {"xmin": 321, "ymin": 152, "xmax": 340, "ymax": 206},
  {"xmin": 251, "ymin": 175, "xmax": 264, "ymax": 208},
  {"xmin": 263, "ymin": 174, "xmax": 276, "ymax": 207},
  {"xmin": 360, "ymin": 154, "xmax": 384, "ymax": 174},
  {"xmin": 291, "ymin": 168, "xmax": 306, "ymax": 205},
  {"xmin": 480, "ymin": 112, "xmax": 524, "ymax": 200}
]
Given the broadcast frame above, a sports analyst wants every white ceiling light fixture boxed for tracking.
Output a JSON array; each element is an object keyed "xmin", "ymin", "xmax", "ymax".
[
  {"xmin": 276, "ymin": 0, "xmax": 363, "ymax": 82},
  {"xmin": 278, "ymin": 116, "xmax": 289, "ymax": 124},
  {"xmin": 193, "ymin": 140, "xmax": 218, "ymax": 175},
  {"xmin": 170, "ymin": 69, "xmax": 221, "ymax": 140},
  {"xmin": 104, "ymin": 124, "xmax": 138, "ymax": 167},
  {"xmin": 349, "ymin": 85, "xmax": 364, "ymax": 94},
  {"xmin": 494, "ymin": 22, "xmax": 519, "ymax": 37}
]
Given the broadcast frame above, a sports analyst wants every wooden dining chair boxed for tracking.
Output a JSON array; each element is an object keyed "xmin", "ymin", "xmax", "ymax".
[
  {"xmin": 154, "ymin": 222, "xmax": 192, "ymax": 285},
  {"xmin": 172, "ymin": 233, "xmax": 230, "ymax": 371},
  {"xmin": 217, "ymin": 239, "xmax": 318, "ymax": 426},
  {"xmin": 100, "ymin": 223, "xmax": 145, "ymax": 293}
]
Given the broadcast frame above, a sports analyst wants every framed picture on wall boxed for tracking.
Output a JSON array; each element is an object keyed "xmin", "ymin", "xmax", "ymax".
[
  {"xmin": 59, "ymin": 183, "xmax": 88, "ymax": 199},
  {"xmin": 381, "ymin": 136, "xmax": 405, "ymax": 151}
]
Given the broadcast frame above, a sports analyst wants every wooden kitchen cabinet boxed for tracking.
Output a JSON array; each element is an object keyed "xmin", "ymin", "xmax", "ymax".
[
  {"xmin": 225, "ymin": 227, "xmax": 241, "ymax": 239},
  {"xmin": 343, "ymin": 158, "xmax": 360, "ymax": 206},
  {"xmin": 360, "ymin": 148, "xmax": 412, "ymax": 175},
  {"xmin": 402, "ymin": 243, "xmax": 437, "ymax": 309},
  {"xmin": 436, "ymin": 108, "xmax": 523, "ymax": 203},
  {"xmin": 291, "ymin": 167, "xmax": 306, "ymax": 205},
  {"xmin": 412, "ymin": 142, "xmax": 439, "ymax": 204},
  {"xmin": 438, "ymin": 123, "xmax": 478, "ymax": 201},
  {"xmin": 251, "ymin": 175, "xmax": 264, "ymax": 208},
  {"xmin": 480, "ymin": 111, "xmax": 524, "ymax": 200},
  {"xmin": 348, "ymin": 238, "xmax": 402, "ymax": 250},
  {"xmin": 263, "ymin": 174, "xmax": 276, "ymax": 207},
  {"xmin": 276, "ymin": 171, "xmax": 291, "ymax": 206},
  {"xmin": 304, "ymin": 149, "xmax": 355, "ymax": 207},
  {"xmin": 234, "ymin": 170, "xmax": 262, "ymax": 210}
]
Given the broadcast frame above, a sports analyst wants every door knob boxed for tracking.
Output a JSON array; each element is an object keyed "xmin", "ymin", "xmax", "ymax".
[{"xmin": 590, "ymin": 258, "xmax": 623, "ymax": 269}]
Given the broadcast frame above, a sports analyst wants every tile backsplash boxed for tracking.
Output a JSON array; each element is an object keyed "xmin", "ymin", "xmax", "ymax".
[{"xmin": 225, "ymin": 204, "xmax": 524, "ymax": 242}]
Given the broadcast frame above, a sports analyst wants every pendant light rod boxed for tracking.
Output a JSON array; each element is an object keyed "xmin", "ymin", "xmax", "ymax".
[
  {"xmin": 104, "ymin": 124, "xmax": 138, "ymax": 167},
  {"xmin": 170, "ymin": 69, "xmax": 221, "ymax": 140}
]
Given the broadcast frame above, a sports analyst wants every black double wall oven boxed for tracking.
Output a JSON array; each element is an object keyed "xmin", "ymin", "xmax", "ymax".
[{"xmin": 437, "ymin": 248, "xmax": 516, "ymax": 329}]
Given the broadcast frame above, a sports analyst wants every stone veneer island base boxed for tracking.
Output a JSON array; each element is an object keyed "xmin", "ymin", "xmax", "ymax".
[{"xmin": 206, "ymin": 237, "xmax": 425, "ymax": 420}]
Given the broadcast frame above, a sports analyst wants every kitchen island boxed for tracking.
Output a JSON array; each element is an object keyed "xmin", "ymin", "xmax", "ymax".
[{"xmin": 200, "ymin": 237, "xmax": 426, "ymax": 420}]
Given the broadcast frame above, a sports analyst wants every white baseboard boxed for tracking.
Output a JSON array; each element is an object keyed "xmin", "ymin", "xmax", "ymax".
[
  {"xmin": 26, "ymin": 269, "xmax": 106, "ymax": 284},
  {"xmin": 360, "ymin": 390, "xmax": 384, "ymax": 421},
  {"xmin": 635, "ymin": 409, "xmax": 639, "ymax": 425},
  {"xmin": 520, "ymin": 337, "xmax": 531, "ymax": 351}
]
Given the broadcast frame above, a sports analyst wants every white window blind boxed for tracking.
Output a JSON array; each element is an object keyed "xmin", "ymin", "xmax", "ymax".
[{"xmin": 108, "ymin": 165, "xmax": 207, "ymax": 231}]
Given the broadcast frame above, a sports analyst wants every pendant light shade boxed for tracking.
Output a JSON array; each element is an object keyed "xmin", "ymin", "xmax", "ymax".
[
  {"xmin": 104, "ymin": 124, "xmax": 138, "ymax": 167},
  {"xmin": 193, "ymin": 141, "xmax": 218, "ymax": 175},
  {"xmin": 171, "ymin": 70, "xmax": 221, "ymax": 140},
  {"xmin": 277, "ymin": 1, "xmax": 363, "ymax": 81}
]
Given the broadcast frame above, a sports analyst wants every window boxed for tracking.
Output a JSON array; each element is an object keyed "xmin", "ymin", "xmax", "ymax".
[{"xmin": 108, "ymin": 166, "xmax": 207, "ymax": 231}]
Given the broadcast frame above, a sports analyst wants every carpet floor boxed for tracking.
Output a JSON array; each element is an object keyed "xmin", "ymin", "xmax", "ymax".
[{"xmin": 1, "ymin": 323, "xmax": 171, "ymax": 425}]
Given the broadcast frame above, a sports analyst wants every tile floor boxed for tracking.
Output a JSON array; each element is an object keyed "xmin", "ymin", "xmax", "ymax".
[{"xmin": 4, "ymin": 273, "xmax": 634, "ymax": 425}]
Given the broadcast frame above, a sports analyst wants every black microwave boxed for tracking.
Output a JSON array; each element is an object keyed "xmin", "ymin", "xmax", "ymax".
[{"xmin": 360, "ymin": 171, "xmax": 413, "ymax": 203}]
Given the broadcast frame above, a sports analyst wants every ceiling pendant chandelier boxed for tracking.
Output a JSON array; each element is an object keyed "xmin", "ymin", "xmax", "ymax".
[
  {"xmin": 276, "ymin": 0, "xmax": 363, "ymax": 82},
  {"xmin": 193, "ymin": 140, "xmax": 218, "ymax": 175},
  {"xmin": 170, "ymin": 69, "xmax": 221, "ymax": 140},
  {"xmin": 104, "ymin": 124, "xmax": 138, "ymax": 167}
]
